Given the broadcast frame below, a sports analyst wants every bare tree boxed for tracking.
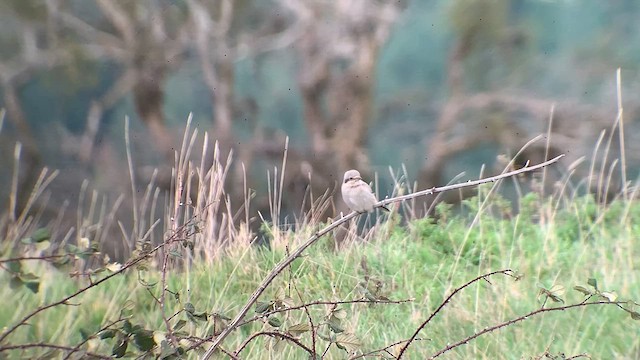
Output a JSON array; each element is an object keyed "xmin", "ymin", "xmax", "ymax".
[
  {"xmin": 52, "ymin": 0, "xmax": 191, "ymax": 159},
  {"xmin": 282, "ymin": 0, "xmax": 401, "ymax": 175}
]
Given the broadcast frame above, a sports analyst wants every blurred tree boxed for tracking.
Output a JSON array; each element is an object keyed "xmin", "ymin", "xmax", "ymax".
[{"xmin": 52, "ymin": 0, "xmax": 191, "ymax": 160}]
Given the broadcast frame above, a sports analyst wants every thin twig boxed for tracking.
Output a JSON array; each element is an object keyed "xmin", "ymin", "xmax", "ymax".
[
  {"xmin": 0, "ymin": 225, "xmax": 194, "ymax": 345},
  {"xmin": 234, "ymin": 331, "xmax": 314, "ymax": 356},
  {"xmin": 238, "ymin": 298, "xmax": 413, "ymax": 328},
  {"xmin": 0, "ymin": 254, "xmax": 70, "ymax": 263},
  {"xmin": 427, "ymin": 301, "xmax": 626, "ymax": 359},
  {"xmin": 397, "ymin": 269, "xmax": 514, "ymax": 358},
  {"xmin": 0, "ymin": 343, "xmax": 111, "ymax": 359}
]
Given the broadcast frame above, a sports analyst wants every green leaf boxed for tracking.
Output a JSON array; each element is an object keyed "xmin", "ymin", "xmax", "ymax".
[
  {"xmin": 288, "ymin": 323, "xmax": 311, "ymax": 337},
  {"xmin": 21, "ymin": 237, "xmax": 34, "ymax": 244},
  {"xmin": 213, "ymin": 312, "xmax": 232, "ymax": 321},
  {"xmin": 99, "ymin": 329, "xmax": 117, "ymax": 339},
  {"xmin": 169, "ymin": 249, "xmax": 182, "ymax": 258},
  {"xmin": 573, "ymin": 285, "xmax": 592, "ymax": 296},
  {"xmin": 193, "ymin": 312, "xmax": 208, "ymax": 322},
  {"xmin": 24, "ymin": 280, "xmax": 39, "ymax": 293},
  {"xmin": 120, "ymin": 301, "xmax": 135, "ymax": 318},
  {"xmin": 268, "ymin": 316, "xmax": 282, "ymax": 328},
  {"xmin": 630, "ymin": 311, "xmax": 640, "ymax": 320},
  {"xmin": 35, "ymin": 240, "xmax": 51, "ymax": 252},
  {"xmin": 184, "ymin": 302, "xmax": 195, "ymax": 314},
  {"xmin": 9, "ymin": 275, "xmax": 22, "ymax": 289},
  {"xmin": 133, "ymin": 330, "xmax": 156, "ymax": 351},
  {"xmin": 122, "ymin": 320, "xmax": 133, "ymax": 334},
  {"xmin": 6, "ymin": 260, "xmax": 22, "ymax": 273},
  {"xmin": 335, "ymin": 333, "xmax": 362, "ymax": 353},
  {"xmin": 587, "ymin": 278, "xmax": 598, "ymax": 290},
  {"xmin": 327, "ymin": 317, "xmax": 344, "ymax": 333},
  {"xmin": 20, "ymin": 272, "xmax": 39, "ymax": 281},
  {"xmin": 255, "ymin": 301, "xmax": 272, "ymax": 314},
  {"xmin": 32, "ymin": 228, "xmax": 51, "ymax": 242},
  {"xmin": 548, "ymin": 293, "xmax": 564, "ymax": 303},
  {"xmin": 79, "ymin": 328, "xmax": 91, "ymax": 341},
  {"xmin": 332, "ymin": 309, "xmax": 347, "ymax": 320},
  {"xmin": 112, "ymin": 337, "xmax": 128, "ymax": 358},
  {"xmin": 174, "ymin": 319, "xmax": 187, "ymax": 331},
  {"xmin": 159, "ymin": 340, "xmax": 176, "ymax": 359}
]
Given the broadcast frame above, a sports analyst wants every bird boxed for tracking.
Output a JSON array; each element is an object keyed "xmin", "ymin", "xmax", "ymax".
[{"xmin": 341, "ymin": 169, "xmax": 390, "ymax": 213}]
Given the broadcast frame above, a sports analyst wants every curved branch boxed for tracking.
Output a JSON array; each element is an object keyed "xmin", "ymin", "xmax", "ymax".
[
  {"xmin": 200, "ymin": 154, "xmax": 564, "ymax": 359},
  {"xmin": 397, "ymin": 269, "xmax": 515, "ymax": 358},
  {"xmin": 427, "ymin": 301, "xmax": 628, "ymax": 359}
]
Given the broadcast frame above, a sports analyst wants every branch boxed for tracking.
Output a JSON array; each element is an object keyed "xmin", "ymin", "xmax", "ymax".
[
  {"xmin": 234, "ymin": 331, "xmax": 314, "ymax": 357},
  {"xmin": 200, "ymin": 155, "xmax": 564, "ymax": 359},
  {"xmin": 0, "ymin": 226, "xmax": 193, "ymax": 345},
  {"xmin": 237, "ymin": 298, "xmax": 413, "ymax": 328},
  {"xmin": 397, "ymin": 269, "xmax": 515, "ymax": 358},
  {"xmin": 384, "ymin": 154, "xmax": 564, "ymax": 208},
  {"xmin": 0, "ymin": 343, "xmax": 110, "ymax": 359},
  {"xmin": 427, "ymin": 301, "xmax": 628, "ymax": 359}
]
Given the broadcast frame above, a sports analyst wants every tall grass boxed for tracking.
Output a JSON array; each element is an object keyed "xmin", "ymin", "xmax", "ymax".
[{"xmin": 1, "ymin": 81, "xmax": 639, "ymax": 359}]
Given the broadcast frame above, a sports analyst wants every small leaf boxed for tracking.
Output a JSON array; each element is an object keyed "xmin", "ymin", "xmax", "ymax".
[
  {"xmin": 21, "ymin": 237, "xmax": 34, "ymax": 244},
  {"xmin": 133, "ymin": 330, "xmax": 156, "ymax": 351},
  {"xmin": 587, "ymin": 278, "xmax": 598, "ymax": 290},
  {"xmin": 120, "ymin": 300, "xmax": 135, "ymax": 318},
  {"xmin": 159, "ymin": 340, "xmax": 176, "ymax": 359},
  {"xmin": 213, "ymin": 312, "xmax": 232, "ymax": 321},
  {"xmin": 99, "ymin": 329, "xmax": 116, "ymax": 339},
  {"xmin": 630, "ymin": 311, "xmax": 640, "ymax": 320},
  {"xmin": 79, "ymin": 328, "xmax": 91, "ymax": 341},
  {"xmin": 169, "ymin": 249, "xmax": 182, "ymax": 258},
  {"xmin": 112, "ymin": 337, "xmax": 128, "ymax": 358},
  {"xmin": 35, "ymin": 240, "xmax": 51, "ymax": 252},
  {"xmin": 184, "ymin": 302, "xmax": 196, "ymax": 314},
  {"xmin": 9, "ymin": 275, "xmax": 23, "ymax": 289},
  {"xmin": 573, "ymin": 285, "xmax": 592, "ymax": 296},
  {"xmin": 288, "ymin": 323, "xmax": 311, "ymax": 337},
  {"xmin": 268, "ymin": 316, "xmax": 282, "ymax": 328},
  {"xmin": 333, "ymin": 309, "xmax": 347, "ymax": 320},
  {"xmin": 122, "ymin": 320, "xmax": 133, "ymax": 334},
  {"xmin": 32, "ymin": 228, "xmax": 51, "ymax": 242},
  {"xmin": 106, "ymin": 262, "xmax": 123, "ymax": 272},
  {"xmin": 327, "ymin": 317, "xmax": 344, "ymax": 333},
  {"xmin": 193, "ymin": 312, "xmax": 208, "ymax": 322},
  {"xmin": 6, "ymin": 260, "xmax": 22, "ymax": 273},
  {"xmin": 24, "ymin": 280, "xmax": 40, "ymax": 294},
  {"xmin": 255, "ymin": 301, "xmax": 272, "ymax": 314},
  {"xmin": 174, "ymin": 319, "xmax": 187, "ymax": 332},
  {"xmin": 600, "ymin": 291, "xmax": 618, "ymax": 302},
  {"xmin": 335, "ymin": 333, "xmax": 362, "ymax": 353}
]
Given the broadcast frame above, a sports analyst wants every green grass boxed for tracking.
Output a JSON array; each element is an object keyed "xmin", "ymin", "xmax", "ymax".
[{"xmin": 2, "ymin": 191, "xmax": 639, "ymax": 359}]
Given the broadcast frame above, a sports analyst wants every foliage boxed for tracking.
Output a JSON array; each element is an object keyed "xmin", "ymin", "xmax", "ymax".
[{"xmin": 1, "ymin": 187, "xmax": 639, "ymax": 358}]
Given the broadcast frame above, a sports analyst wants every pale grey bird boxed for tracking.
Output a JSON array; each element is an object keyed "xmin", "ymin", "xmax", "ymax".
[{"xmin": 341, "ymin": 169, "xmax": 390, "ymax": 213}]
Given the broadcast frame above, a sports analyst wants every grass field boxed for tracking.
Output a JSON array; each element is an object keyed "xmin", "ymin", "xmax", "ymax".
[{"xmin": 2, "ymin": 188, "xmax": 639, "ymax": 359}]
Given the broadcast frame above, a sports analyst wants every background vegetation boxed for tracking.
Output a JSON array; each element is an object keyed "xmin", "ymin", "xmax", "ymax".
[{"xmin": 1, "ymin": 1, "xmax": 639, "ymax": 359}]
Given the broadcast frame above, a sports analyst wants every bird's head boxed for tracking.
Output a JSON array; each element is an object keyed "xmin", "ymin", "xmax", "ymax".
[{"xmin": 343, "ymin": 169, "xmax": 362, "ymax": 183}]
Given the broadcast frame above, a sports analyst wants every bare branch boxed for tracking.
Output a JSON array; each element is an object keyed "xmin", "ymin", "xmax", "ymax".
[{"xmin": 95, "ymin": 0, "xmax": 135, "ymax": 46}]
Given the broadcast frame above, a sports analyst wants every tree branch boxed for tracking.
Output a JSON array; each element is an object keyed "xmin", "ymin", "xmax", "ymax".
[{"xmin": 200, "ymin": 154, "xmax": 564, "ymax": 359}]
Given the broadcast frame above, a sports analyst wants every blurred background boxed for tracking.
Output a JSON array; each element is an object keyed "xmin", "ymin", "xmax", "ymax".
[{"xmin": 1, "ymin": 0, "xmax": 639, "ymax": 240}]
